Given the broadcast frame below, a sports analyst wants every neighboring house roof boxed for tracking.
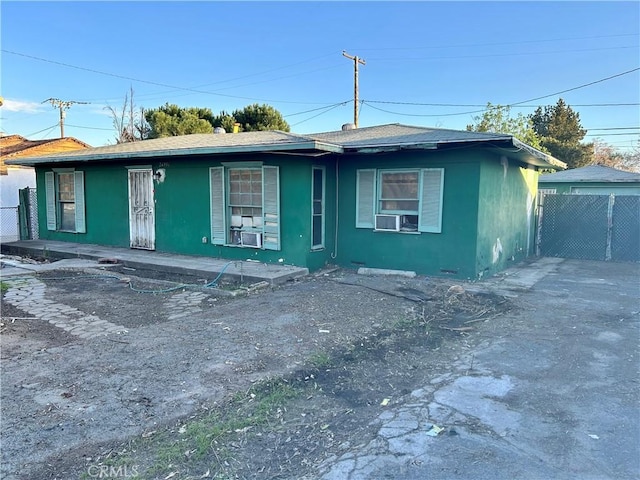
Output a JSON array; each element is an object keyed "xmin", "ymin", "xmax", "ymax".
[
  {"xmin": 1, "ymin": 134, "xmax": 91, "ymax": 174},
  {"xmin": 539, "ymin": 164, "xmax": 640, "ymax": 183},
  {"xmin": 0, "ymin": 134, "xmax": 91, "ymax": 157},
  {"xmin": 5, "ymin": 124, "xmax": 565, "ymax": 170}
]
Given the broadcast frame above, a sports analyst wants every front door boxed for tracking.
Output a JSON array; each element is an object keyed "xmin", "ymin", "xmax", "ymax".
[{"xmin": 128, "ymin": 168, "xmax": 155, "ymax": 250}]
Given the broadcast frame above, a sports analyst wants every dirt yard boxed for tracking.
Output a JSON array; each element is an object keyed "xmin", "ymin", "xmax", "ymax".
[
  {"xmin": 2, "ymin": 258, "xmax": 638, "ymax": 480},
  {"xmin": 1, "ymin": 260, "xmax": 510, "ymax": 480}
]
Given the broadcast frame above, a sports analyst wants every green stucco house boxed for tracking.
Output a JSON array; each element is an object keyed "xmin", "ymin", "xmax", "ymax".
[
  {"xmin": 538, "ymin": 164, "xmax": 640, "ymax": 195},
  {"xmin": 8, "ymin": 124, "xmax": 565, "ymax": 279}
]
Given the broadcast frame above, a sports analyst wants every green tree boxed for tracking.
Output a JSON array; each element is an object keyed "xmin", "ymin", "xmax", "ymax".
[
  {"xmin": 213, "ymin": 103, "xmax": 290, "ymax": 132},
  {"xmin": 144, "ymin": 103, "xmax": 214, "ymax": 138},
  {"xmin": 466, "ymin": 103, "xmax": 545, "ymax": 151},
  {"xmin": 530, "ymin": 99, "xmax": 593, "ymax": 168}
]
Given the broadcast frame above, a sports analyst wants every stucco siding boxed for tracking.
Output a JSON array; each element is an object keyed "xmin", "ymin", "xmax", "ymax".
[
  {"xmin": 36, "ymin": 154, "xmax": 337, "ymax": 269},
  {"xmin": 335, "ymin": 150, "xmax": 482, "ymax": 278},
  {"xmin": 37, "ymin": 164, "xmax": 129, "ymax": 246},
  {"xmin": 476, "ymin": 157, "xmax": 538, "ymax": 278}
]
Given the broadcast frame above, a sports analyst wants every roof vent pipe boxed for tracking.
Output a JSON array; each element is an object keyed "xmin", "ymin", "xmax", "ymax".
[{"xmin": 342, "ymin": 123, "xmax": 356, "ymax": 131}]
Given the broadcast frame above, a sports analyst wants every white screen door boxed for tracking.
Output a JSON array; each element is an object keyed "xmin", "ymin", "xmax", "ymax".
[{"xmin": 128, "ymin": 168, "xmax": 155, "ymax": 250}]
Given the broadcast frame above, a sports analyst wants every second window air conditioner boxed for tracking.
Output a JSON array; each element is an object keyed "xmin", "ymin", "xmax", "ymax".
[{"xmin": 240, "ymin": 231, "xmax": 263, "ymax": 248}]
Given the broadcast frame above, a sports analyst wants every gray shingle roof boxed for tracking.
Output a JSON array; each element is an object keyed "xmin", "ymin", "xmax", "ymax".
[
  {"xmin": 539, "ymin": 165, "xmax": 640, "ymax": 183},
  {"xmin": 5, "ymin": 123, "xmax": 564, "ymax": 169},
  {"xmin": 307, "ymin": 123, "xmax": 512, "ymax": 147},
  {"xmin": 6, "ymin": 131, "xmax": 328, "ymax": 164}
]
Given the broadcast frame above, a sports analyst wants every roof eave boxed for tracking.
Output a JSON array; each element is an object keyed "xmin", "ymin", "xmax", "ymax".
[
  {"xmin": 5, "ymin": 140, "xmax": 343, "ymax": 166},
  {"xmin": 345, "ymin": 136, "xmax": 567, "ymax": 170},
  {"xmin": 347, "ymin": 142, "xmax": 438, "ymax": 154},
  {"xmin": 511, "ymin": 138, "xmax": 567, "ymax": 170}
]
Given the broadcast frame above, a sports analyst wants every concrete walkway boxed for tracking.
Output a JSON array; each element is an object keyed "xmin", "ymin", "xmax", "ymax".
[
  {"xmin": 0, "ymin": 240, "xmax": 309, "ymax": 285},
  {"xmin": 2, "ymin": 276, "xmax": 128, "ymax": 339}
]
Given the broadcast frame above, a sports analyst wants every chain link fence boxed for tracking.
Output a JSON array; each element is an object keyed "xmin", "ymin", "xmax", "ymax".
[
  {"xmin": 22, "ymin": 187, "xmax": 39, "ymax": 240},
  {"xmin": 0, "ymin": 206, "xmax": 20, "ymax": 243},
  {"xmin": 538, "ymin": 194, "xmax": 639, "ymax": 262},
  {"xmin": 611, "ymin": 195, "xmax": 640, "ymax": 261}
]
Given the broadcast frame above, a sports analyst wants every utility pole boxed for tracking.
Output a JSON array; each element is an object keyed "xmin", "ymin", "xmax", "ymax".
[
  {"xmin": 42, "ymin": 98, "xmax": 88, "ymax": 138},
  {"xmin": 342, "ymin": 51, "xmax": 365, "ymax": 128}
]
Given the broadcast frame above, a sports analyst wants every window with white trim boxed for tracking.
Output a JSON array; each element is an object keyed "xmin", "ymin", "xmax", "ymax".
[
  {"xmin": 311, "ymin": 166, "xmax": 325, "ymax": 249},
  {"xmin": 45, "ymin": 170, "xmax": 86, "ymax": 233},
  {"xmin": 356, "ymin": 168, "xmax": 444, "ymax": 233},
  {"xmin": 210, "ymin": 165, "xmax": 280, "ymax": 250},
  {"xmin": 228, "ymin": 168, "xmax": 263, "ymax": 245}
]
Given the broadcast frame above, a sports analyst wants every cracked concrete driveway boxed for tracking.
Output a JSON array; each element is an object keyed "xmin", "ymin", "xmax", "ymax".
[{"xmin": 317, "ymin": 259, "xmax": 640, "ymax": 480}]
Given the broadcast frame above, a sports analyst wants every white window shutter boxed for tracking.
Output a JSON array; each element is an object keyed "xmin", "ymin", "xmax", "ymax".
[
  {"xmin": 45, "ymin": 171, "xmax": 57, "ymax": 230},
  {"xmin": 356, "ymin": 169, "xmax": 376, "ymax": 228},
  {"xmin": 419, "ymin": 168, "xmax": 444, "ymax": 233},
  {"xmin": 74, "ymin": 171, "xmax": 86, "ymax": 233},
  {"xmin": 262, "ymin": 165, "xmax": 280, "ymax": 250},
  {"xmin": 209, "ymin": 167, "xmax": 226, "ymax": 245}
]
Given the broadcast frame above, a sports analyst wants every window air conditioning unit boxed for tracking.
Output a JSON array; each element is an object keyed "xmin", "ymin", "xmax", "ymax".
[
  {"xmin": 375, "ymin": 214, "xmax": 401, "ymax": 232},
  {"xmin": 240, "ymin": 231, "xmax": 263, "ymax": 248}
]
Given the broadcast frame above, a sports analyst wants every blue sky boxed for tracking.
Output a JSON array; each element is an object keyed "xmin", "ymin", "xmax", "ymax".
[{"xmin": 1, "ymin": 1, "xmax": 638, "ymax": 151}]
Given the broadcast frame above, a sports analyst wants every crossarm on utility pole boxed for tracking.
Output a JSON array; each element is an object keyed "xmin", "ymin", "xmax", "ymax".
[{"xmin": 42, "ymin": 98, "xmax": 89, "ymax": 138}]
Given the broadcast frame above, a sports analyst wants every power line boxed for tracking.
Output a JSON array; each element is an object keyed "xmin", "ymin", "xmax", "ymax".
[
  {"xmin": 284, "ymin": 101, "xmax": 350, "ymax": 118},
  {"xmin": 362, "ymin": 68, "xmax": 640, "ymax": 118},
  {"xmin": 365, "ymin": 100, "xmax": 640, "ymax": 108},
  {"xmin": 367, "ymin": 46, "xmax": 639, "ymax": 62},
  {"xmin": 352, "ymin": 33, "xmax": 639, "ymax": 53},
  {"xmin": 94, "ymin": 63, "xmax": 344, "ymax": 104},
  {"xmin": 510, "ymin": 67, "xmax": 640, "ymax": 106},
  {"xmin": 38, "ymin": 125, "xmax": 59, "ymax": 139},
  {"xmin": 605, "ymin": 143, "xmax": 639, "ymax": 148},
  {"xmin": 65, "ymin": 123, "xmax": 113, "ymax": 131},
  {"xmin": 290, "ymin": 103, "xmax": 347, "ymax": 127},
  {"xmin": 181, "ymin": 52, "xmax": 337, "ymax": 89},
  {"xmin": 362, "ymin": 101, "xmax": 485, "ymax": 118},
  {"xmin": 26, "ymin": 124, "xmax": 59, "ymax": 137},
  {"xmin": 587, "ymin": 127, "xmax": 640, "ymax": 131},
  {"xmin": 584, "ymin": 132, "xmax": 640, "ymax": 137},
  {"xmin": 2, "ymin": 49, "xmax": 339, "ymax": 106},
  {"xmin": 186, "ymin": 64, "xmax": 343, "ymax": 94}
]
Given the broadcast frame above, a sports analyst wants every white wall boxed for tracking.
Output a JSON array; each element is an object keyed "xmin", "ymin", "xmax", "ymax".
[
  {"xmin": 0, "ymin": 167, "xmax": 36, "ymax": 242},
  {"xmin": 0, "ymin": 167, "xmax": 36, "ymax": 207}
]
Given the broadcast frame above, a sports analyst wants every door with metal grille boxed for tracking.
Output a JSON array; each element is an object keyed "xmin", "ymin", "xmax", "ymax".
[{"xmin": 128, "ymin": 169, "xmax": 155, "ymax": 250}]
